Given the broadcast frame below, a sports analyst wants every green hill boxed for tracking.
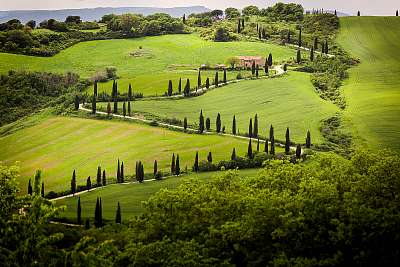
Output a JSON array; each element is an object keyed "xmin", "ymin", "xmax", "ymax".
[{"xmin": 337, "ymin": 17, "xmax": 400, "ymax": 150}]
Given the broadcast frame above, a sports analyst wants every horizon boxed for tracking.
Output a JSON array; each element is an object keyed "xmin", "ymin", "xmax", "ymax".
[{"xmin": 0, "ymin": 1, "xmax": 398, "ymax": 16}]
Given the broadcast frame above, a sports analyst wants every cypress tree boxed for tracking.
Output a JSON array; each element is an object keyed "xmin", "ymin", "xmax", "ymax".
[
  {"xmin": 168, "ymin": 80, "xmax": 173, "ymax": 96},
  {"xmin": 107, "ymin": 102, "xmax": 111, "ymax": 116},
  {"xmin": 197, "ymin": 70, "xmax": 202, "ymax": 89},
  {"xmin": 41, "ymin": 182, "xmax": 44, "ymax": 198},
  {"xmin": 285, "ymin": 127, "xmax": 291, "ymax": 155},
  {"xmin": 310, "ymin": 46, "xmax": 314, "ymax": 61},
  {"xmin": 256, "ymin": 65, "xmax": 259, "ymax": 78},
  {"xmin": 298, "ymin": 27, "xmax": 302, "ymax": 47},
  {"xmin": 237, "ymin": 19, "xmax": 241, "ymax": 33},
  {"xmin": 251, "ymin": 61, "xmax": 256, "ymax": 75},
  {"xmin": 183, "ymin": 14, "xmax": 186, "ymax": 24},
  {"xmin": 184, "ymin": 117, "xmax": 188, "ymax": 131},
  {"xmin": 287, "ymin": 30, "xmax": 291, "ymax": 43},
  {"xmin": 171, "ymin": 153, "xmax": 176, "ymax": 175},
  {"xmin": 254, "ymin": 114, "xmax": 258, "ymax": 138},
  {"xmin": 257, "ymin": 23, "xmax": 259, "ymax": 31},
  {"xmin": 94, "ymin": 198, "xmax": 100, "ymax": 228},
  {"xmin": 121, "ymin": 161, "xmax": 124, "ymax": 183},
  {"xmin": 264, "ymin": 138, "xmax": 269, "ymax": 154},
  {"xmin": 265, "ymin": 64, "xmax": 269, "ymax": 75},
  {"xmin": 184, "ymin": 78, "xmax": 190, "ymax": 96},
  {"xmin": 128, "ymin": 84, "xmax": 132, "ymax": 100},
  {"xmin": 242, "ymin": 19, "xmax": 244, "ymax": 29},
  {"xmin": 207, "ymin": 152, "xmax": 213, "ymax": 163},
  {"xmin": 113, "ymin": 100, "xmax": 118, "ymax": 114},
  {"xmin": 314, "ymin": 37, "xmax": 318, "ymax": 50},
  {"xmin": 357, "ymin": 11, "xmax": 360, "ymax": 16},
  {"xmin": 91, "ymin": 94, "xmax": 96, "ymax": 114},
  {"xmin": 269, "ymin": 125, "xmax": 274, "ymax": 143},
  {"xmin": 122, "ymin": 102, "xmax": 126, "ymax": 117},
  {"xmin": 215, "ymin": 71, "xmax": 219, "ymax": 87},
  {"xmin": 297, "ymin": 50, "xmax": 301, "ymax": 64},
  {"xmin": 334, "ymin": 10, "xmax": 337, "ymax": 16},
  {"xmin": 257, "ymin": 138, "xmax": 260, "ymax": 152},
  {"xmin": 216, "ymin": 113, "xmax": 221, "ymax": 133},
  {"xmin": 258, "ymin": 29, "xmax": 262, "ymax": 39},
  {"xmin": 94, "ymin": 81, "xmax": 98, "ymax": 97},
  {"xmin": 231, "ymin": 148, "xmax": 236, "ymax": 160},
  {"xmin": 97, "ymin": 166, "xmax": 101, "ymax": 186},
  {"xmin": 268, "ymin": 53, "xmax": 273, "ymax": 67},
  {"xmin": 306, "ymin": 130, "xmax": 311, "ymax": 148},
  {"xmin": 223, "ymin": 69, "xmax": 227, "ymax": 83},
  {"xmin": 283, "ymin": 64, "xmax": 288, "ymax": 71},
  {"xmin": 175, "ymin": 154, "xmax": 180, "ymax": 175},
  {"xmin": 102, "ymin": 170, "xmax": 106, "ymax": 186},
  {"xmin": 194, "ymin": 151, "xmax": 199, "ymax": 172},
  {"xmin": 140, "ymin": 163, "xmax": 144, "ymax": 182},
  {"xmin": 86, "ymin": 176, "xmax": 91, "ymax": 191},
  {"xmin": 128, "ymin": 101, "xmax": 131, "ymax": 116},
  {"xmin": 296, "ymin": 145, "xmax": 302, "ymax": 159},
  {"xmin": 117, "ymin": 159, "xmax": 121, "ymax": 183},
  {"xmin": 325, "ymin": 41, "xmax": 329, "ymax": 54},
  {"xmin": 115, "ymin": 202, "xmax": 121, "ymax": 224},
  {"xmin": 206, "ymin": 77, "xmax": 210, "ymax": 89},
  {"xmin": 85, "ymin": 219, "xmax": 90, "ymax": 229},
  {"xmin": 74, "ymin": 95, "xmax": 79, "ymax": 110},
  {"xmin": 248, "ymin": 118, "xmax": 253, "ymax": 138},
  {"xmin": 397, "ymin": 10, "xmax": 399, "ymax": 16},
  {"xmin": 232, "ymin": 115, "xmax": 236, "ymax": 135},
  {"xmin": 247, "ymin": 139, "xmax": 253, "ymax": 159},
  {"xmin": 77, "ymin": 197, "xmax": 82, "ymax": 225},
  {"xmin": 71, "ymin": 170, "xmax": 76, "ymax": 195},
  {"xmin": 28, "ymin": 179, "xmax": 33, "ymax": 195},
  {"xmin": 99, "ymin": 198, "xmax": 103, "ymax": 227},
  {"xmin": 206, "ymin": 117, "xmax": 211, "ymax": 130},
  {"xmin": 199, "ymin": 110, "xmax": 205, "ymax": 133},
  {"xmin": 178, "ymin": 78, "xmax": 182, "ymax": 94},
  {"xmin": 270, "ymin": 136, "xmax": 275, "ymax": 155},
  {"xmin": 153, "ymin": 160, "xmax": 158, "ymax": 178}
]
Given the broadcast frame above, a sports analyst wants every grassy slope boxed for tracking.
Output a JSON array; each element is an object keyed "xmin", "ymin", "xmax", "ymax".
[
  {"xmin": 337, "ymin": 17, "xmax": 400, "ymax": 150},
  {"xmin": 55, "ymin": 168, "xmax": 260, "ymax": 221},
  {"xmin": 100, "ymin": 72, "xmax": 338, "ymax": 144},
  {"xmin": 0, "ymin": 34, "xmax": 294, "ymax": 96},
  {"xmin": 0, "ymin": 115, "xmax": 277, "ymax": 193}
]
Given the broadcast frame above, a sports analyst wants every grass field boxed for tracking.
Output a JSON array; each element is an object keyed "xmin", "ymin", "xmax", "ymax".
[
  {"xmin": 55, "ymin": 168, "xmax": 260, "ymax": 221},
  {"xmin": 0, "ymin": 34, "xmax": 294, "ymax": 96},
  {"xmin": 98, "ymin": 71, "xmax": 339, "ymax": 144},
  {"xmin": 337, "ymin": 17, "xmax": 400, "ymax": 151},
  {"xmin": 0, "ymin": 115, "xmax": 279, "ymax": 193}
]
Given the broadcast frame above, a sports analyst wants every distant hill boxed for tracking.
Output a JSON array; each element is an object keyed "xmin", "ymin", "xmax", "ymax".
[{"xmin": 0, "ymin": 6, "xmax": 210, "ymax": 23}]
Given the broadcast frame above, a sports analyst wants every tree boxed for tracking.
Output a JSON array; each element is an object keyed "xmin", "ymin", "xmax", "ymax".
[
  {"xmin": 225, "ymin": 7, "xmax": 241, "ymax": 19},
  {"xmin": 298, "ymin": 27, "xmax": 302, "ymax": 47},
  {"xmin": 113, "ymin": 101, "xmax": 118, "ymax": 114},
  {"xmin": 117, "ymin": 159, "xmax": 121, "ymax": 183},
  {"xmin": 215, "ymin": 71, "xmax": 219, "ymax": 87},
  {"xmin": 128, "ymin": 101, "xmax": 131, "ymax": 116},
  {"xmin": 26, "ymin": 20, "xmax": 36, "ymax": 29},
  {"xmin": 115, "ymin": 202, "xmax": 121, "ymax": 224},
  {"xmin": 226, "ymin": 57, "xmax": 240, "ymax": 69},
  {"xmin": 136, "ymin": 161, "xmax": 144, "ymax": 183},
  {"xmin": 91, "ymin": 94, "xmax": 96, "ymax": 114},
  {"xmin": 357, "ymin": 11, "xmax": 361, "ymax": 16},
  {"xmin": 122, "ymin": 102, "xmax": 126, "ymax": 117},
  {"xmin": 310, "ymin": 46, "xmax": 314, "ymax": 61},
  {"xmin": 94, "ymin": 197, "xmax": 102, "ymax": 228},
  {"xmin": 102, "ymin": 170, "xmax": 106, "ymax": 186},
  {"xmin": 216, "ymin": 113, "xmax": 221, "ymax": 133},
  {"xmin": 94, "ymin": 81, "xmax": 98, "ymax": 97},
  {"xmin": 270, "ymin": 136, "xmax": 275, "ymax": 155},
  {"xmin": 28, "ymin": 179, "xmax": 32, "ymax": 195},
  {"xmin": 184, "ymin": 117, "xmax": 188, "ymax": 131},
  {"xmin": 256, "ymin": 65, "xmax": 259, "ymax": 78},
  {"xmin": 41, "ymin": 182, "xmax": 44, "ymax": 198},
  {"xmin": 199, "ymin": 110, "xmax": 205, "ymax": 133},
  {"xmin": 264, "ymin": 138, "xmax": 269, "ymax": 154},
  {"xmin": 314, "ymin": 37, "xmax": 318, "ymax": 50},
  {"xmin": 34, "ymin": 170, "xmax": 41, "ymax": 196},
  {"xmin": 232, "ymin": 115, "xmax": 236, "ymax": 135},
  {"xmin": 334, "ymin": 10, "xmax": 337, "ymax": 16},
  {"xmin": 253, "ymin": 114, "xmax": 258, "ymax": 138},
  {"xmin": 214, "ymin": 27, "xmax": 231, "ymax": 42},
  {"xmin": 287, "ymin": 30, "xmax": 291, "ymax": 43},
  {"xmin": 251, "ymin": 61, "xmax": 256, "ymax": 75},
  {"xmin": 207, "ymin": 152, "xmax": 213, "ymax": 163},
  {"xmin": 206, "ymin": 77, "xmax": 210, "ymax": 89},
  {"xmin": 264, "ymin": 60, "xmax": 269, "ymax": 75},
  {"xmin": 168, "ymin": 80, "xmax": 173, "ymax": 96},
  {"xmin": 283, "ymin": 64, "xmax": 288, "ymax": 71},
  {"xmin": 85, "ymin": 219, "xmax": 90, "ymax": 229},
  {"xmin": 285, "ymin": 127, "xmax": 291, "ymax": 155},
  {"xmin": 175, "ymin": 155, "xmax": 180, "ymax": 176},
  {"xmin": 237, "ymin": 19, "xmax": 241, "ymax": 33},
  {"xmin": 257, "ymin": 138, "xmax": 260, "ymax": 152},
  {"xmin": 71, "ymin": 170, "xmax": 76, "ymax": 195},
  {"xmin": 268, "ymin": 53, "xmax": 273, "ymax": 67},
  {"xmin": 206, "ymin": 117, "xmax": 211, "ymax": 130},
  {"xmin": 107, "ymin": 102, "xmax": 111, "ymax": 116},
  {"xmin": 242, "ymin": 5, "xmax": 260, "ymax": 16},
  {"xmin": 178, "ymin": 78, "xmax": 182, "ymax": 94},
  {"xmin": 86, "ymin": 176, "xmax": 91, "ymax": 191},
  {"xmin": 231, "ymin": 148, "xmax": 236, "ymax": 160},
  {"xmin": 183, "ymin": 14, "xmax": 186, "ymax": 24},
  {"xmin": 197, "ymin": 70, "xmax": 202, "ymax": 90},
  {"xmin": 248, "ymin": 118, "xmax": 253, "ymax": 137},
  {"xmin": 74, "ymin": 95, "xmax": 79, "ymax": 110},
  {"xmin": 296, "ymin": 145, "xmax": 302, "ymax": 159},
  {"xmin": 324, "ymin": 41, "xmax": 329, "ymax": 54},
  {"xmin": 77, "ymin": 197, "xmax": 82, "ymax": 225},
  {"xmin": 194, "ymin": 151, "xmax": 199, "ymax": 172},
  {"xmin": 128, "ymin": 84, "xmax": 133, "ymax": 100},
  {"xmin": 247, "ymin": 139, "xmax": 253, "ymax": 159},
  {"xmin": 223, "ymin": 69, "xmax": 227, "ymax": 83},
  {"xmin": 242, "ymin": 19, "xmax": 245, "ymax": 29},
  {"xmin": 171, "ymin": 153, "xmax": 176, "ymax": 175},
  {"xmin": 297, "ymin": 50, "xmax": 302, "ymax": 63},
  {"xmin": 306, "ymin": 130, "xmax": 311, "ymax": 148},
  {"xmin": 153, "ymin": 160, "xmax": 158, "ymax": 177},
  {"xmin": 397, "ymin": 10, "xmax": 399, "ymax": 16},
  {"xmin": 184, "ymin": 78, "xmax": 190, "ymax": 96},
  {"xmin": 97, "ymin": 166, "xmax": 102, "ymax": 186},
  {"xmin": 121, "ymin": 162, "xmax": 124, "ymax": 183}
]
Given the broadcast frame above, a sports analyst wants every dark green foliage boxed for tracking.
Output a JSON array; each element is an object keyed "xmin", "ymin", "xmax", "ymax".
[
  {"xmin": 71, "ymin": 170, "xmax": 76, "ymax": 195},
  {"xmin": 253, "ymin": 114, "xmax": 258, "ymax": 138},
  {"xmin": 216, "ymin": 113, "xmax": 221, "ymax": 133},
  {"xmin": 298, "ymin": 27, "xmax": 302, "ymax": 47},
  {"xmin": 257, "ymin": 138, "xmax": 260, "ymax": 152},
  {"xmin": 232, "ymin": 115, "xmax": 236, "ymax": 135},
  {"xmin": 297, "ymin": 50, "xmax": 301, "ymax": 63},
  {"xmin": 168, "ymin": 80, "xmax": 173, "ymax": 96},
  {"xmin": 357, "ymin": 11, "xmax": 361, "ymax": 16},
  {"xmin": 214, "ymin": 71, "xmax": 219, "ymax": 87},
  {"xmin": 86, "ymin": 176, "xmax": 91, "ymax": 191},
  {"xmin": 183, "ymin": 14, "xmax": 186, "ymax": 24},
  {"xmin": 256, "ymin": 65, "xmax": 259, "ymax": 78},
  {"xmin": 113, "ymin": 101, "xmax": 118, "ymax": 114},
  {"xmin": 205, "ymin": 117, "xmax": 211, "ymax": 130},
  {"xmin": 223, "ymin": 69, "xmax": 227, "ymax": 83},
  {"xmin": 41, "ymin": 182, "xmax": 44, "ymax": 198},
  {"xmin": 270, "ymin": 137, "xmax": 275, "ymax": 155},
  {"xmin": 85, "ymin": 218, "xmax": 90, "ymax": 229},
  {"xmin": 94, "ymin": 197, "xmax": 102, "ymax": 228},
  {"xmin": 120, "ymin": 161, "xmax": 124, "ymax": 183},
  {"xmin": 122, "ymin": 102, "xmax": 126, "ymax": 116},
  {"xmin": 231, "ymin": 148, "xmax": 236, "ymax": 160},
  {"xmin": 136, "ymin": 161, "xmax": 145, "ymax": 182},
  {"xmin": 287, "ymin": 30, "xmax": 291, "ymax": 43},
  {"xmin": 260, "ymin": 2, "xmax": 304, "ymax": 21},
  {"xmin": 96, "ymin": 166, "xmax": 101, "ymax": 186},
  {"xmin": 248, "ymin": 118, "xmax": 253, "ymax": 137},
  {"xmin": 93, "ymin": 81, "xmax": 98, "ymax": 96},
  {"xmin": 205, "ymin": 77, "xmax": 210, "ymax": 89},
  {"xmin": 74, "ymin": 95, "xmax": 79, "ymax": 110},
  {"xmin": 285, "ymin": 127, "xmax": 291, "ymax": 155},
  {"xmin": 107, "ymin": 102, "xmax": 111, "ymax": 116},
  {"xmin": 199, "ymin": 110, "xmax": 205, "ymax": 133},
  {"xmin": 197, "ymin": 71, "xmax": 202, "ymax": 89},
  {"xmin": 237, "ymin": 19, "xmax": 241, "ymax": 33},
  {"xmin": 397, "ymin": 10, "xmax": 399, "ymax": 16},
  {"xmin": 207, "ymin": 152, "xmax": 213, "ymax": 163},
  {"xmin": 115, "ymin": 202, "xmax": 121, "ymax": 224},
  {"xmin": 128, "ymin": 101, "xmax": 131, "ymax": 116},
  {"xmin": 178, "ymin": 78, "xmax": 182, "ymax": 94},
  {"xmin": 175, "ymin": 155, "xmax": 180, "ymax": 176},
  {"xmin": 153, "ymin": 160, "xmax": 158, "ymax": 178},
  {"xmin": 128, "ymin": 83, "xmax": 132, "ymax": 100},
  {"xmin": 247, "ymin": 138, "xmax": 253, "ymax": 159},
  {"xmin": 264, "ymin": 138, "xmax": 269, "ymax": 154},
  {"xmin": 183, "ymin": 117, "xmax": 188, "ymax": 131},
  {"xmin": 77, "ymin": 197, "xmax": 82, "ymax": 224},
  {"xmin": 296, "ymin": 144, "xmax": 302, "ymax": 159},
  {"xmin": 268, "ymin": 53, "xmax": 273, "ymax": 66},
  {"xmin": 283, "ymin": 64, "xmax": 287, "ymax": 71},
  {"xmin": 102, "ymin": 170, "xmax": 106, "ymax": 186},
  {"xmin": 251, "ymin": 61, "xmax": 256, "ymax": 75},
  {"xmin": 314, "ymin": 37, "xmax": 318, "ymax": 50},
  {"xmin": 310, "ymin": 46, "xmax": 314, "ymax": 61},
  {"xmin": 91, "ymin": 94, "xmax": 96, "ymax": 114},
  {"xmin": 171, "ymin": 153, "xmax": 176, "ymax": 175},
  {"xmin": 306, "ymin": 130, "xmax": 311, "ymax": 148},
  {"xmin": 28, "ymin": 179, "xmax": 32, "ymax": 195},
  {"xmin": 117, "ymin": 159, "xmax": 121, "ymax": 183},
  {"xmin": 194, "ymin": 151, "xmax": 199, "ymax": 172},
  {"xmin": 214, "ymin": 27, "xmax": 233, "ymax": 42},
  {"xmin": 184, "ymin": 78, "xmax": 190, "ymax": 96},
  {"xmin": 324, "ymin": 40, "xmax": 329, "ymax": 54}
]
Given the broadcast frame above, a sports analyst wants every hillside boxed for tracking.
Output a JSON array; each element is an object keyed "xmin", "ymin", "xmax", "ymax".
[{"xmin": 337, "ymin": 17, "xmax": 400, "ymax": 150}]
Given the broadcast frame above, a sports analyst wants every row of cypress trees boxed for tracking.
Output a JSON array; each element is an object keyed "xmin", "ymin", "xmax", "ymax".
[{"xmin": 77, "ymin": 197, "xmax": 122, "ymax": 227}]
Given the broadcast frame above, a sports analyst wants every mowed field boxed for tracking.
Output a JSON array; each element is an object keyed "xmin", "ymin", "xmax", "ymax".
[
  {"xmin": 99, "ymin": 71, "xmax": 339, "ymax": 144},
  {"xmin": 0, "ymin": 116, "xmax": 277, "ymax": 193},
  {"xmin": 55, "ymin": 168, "xmax": 260, "ymax": 221},
  {"xmin": 337, "ymin": 17, "xmax": 400, "ymax": 150},
  {"xmin": 0, "ymin": 34, "xmax": 294, "ymax": 96}
]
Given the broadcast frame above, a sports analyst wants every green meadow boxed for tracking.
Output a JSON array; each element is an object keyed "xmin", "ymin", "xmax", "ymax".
[
  {"xmin": 0, "ymin": 34, "xmax": 294, "ymax": 96},
  {"xmin": 55, "ymin": 168, "xmax": 260, "ymax": 221},
  {"xmin": 0, "ymin": 115, "xmax": 278, "ymax": 193},
  {"xmin": 337, "ymin": 17, "xmax": 400, "ymax": 150},
  {"xmin": 99, "ymin": 71, "xmax": 339, "ymax": 144}
]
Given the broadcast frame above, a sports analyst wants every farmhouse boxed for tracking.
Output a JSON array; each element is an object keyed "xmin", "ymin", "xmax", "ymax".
[{"xmin": 237, "ymin": 56, "xmax": 264, "ymax": 68}]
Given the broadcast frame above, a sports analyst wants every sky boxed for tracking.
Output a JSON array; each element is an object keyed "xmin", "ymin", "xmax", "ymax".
[{"xmin": 0, "ymin": 0, "xmax": 398, "ymax": 15}]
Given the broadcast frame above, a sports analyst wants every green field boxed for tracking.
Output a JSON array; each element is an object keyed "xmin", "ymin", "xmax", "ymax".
[
  {"xmin": 99, "ymin": 71, "xmax": 339, "ymax": 144},
  {"xmin": 55, "ymin": 168, "xmax": 260, "ymax": 221},
  {"xmin": 0, "ymin": 34, "xmax": 294, "ymax": 96},
  {"xmin": 337, "ymin": 17, "xmax": 400, "ymax": 150},
  {"xmin": 0, "ymin": 115, "xmax": 278, "ymax": 193}
]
